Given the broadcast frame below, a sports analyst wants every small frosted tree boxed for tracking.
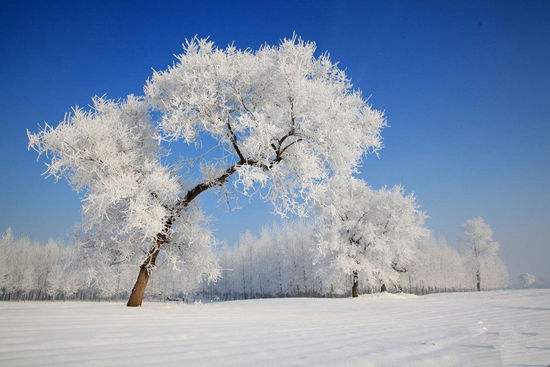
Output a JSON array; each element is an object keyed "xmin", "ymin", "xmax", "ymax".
[
  {"xmin": 518, "ymin": 273, "xmax": 536, "ymax": 288},
  {"xmin": 461, "ymin": 217, "xmax": 499, "ymax": 291},
  {"xmin": 28, "ymin": 36, "xmax": 385, "ymax": 306},
  {"xmin": 315, "ymin": 177, "xmax": 428, "ymax": 297}
]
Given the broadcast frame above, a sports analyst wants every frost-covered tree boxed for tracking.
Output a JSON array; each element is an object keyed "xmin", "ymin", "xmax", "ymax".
[
  {"xmin": 478, "ymin": 254, "xmax": 508, "ymax": 290},
  {"xmin": 0, "ymin": 229, "xmax": 13, "ymax": 295},
  {"xmin": 314, "ymin": 177, "xmax": 428, "ymax": 297},
  {"xmin": 461, "ymin": 217, "xmax": 500, "ymax": 291},
  {"xmin": 200, "ymin": 221, "xmax": 332, "ymax": 300},
  {"xmin": 518, "ymin": 273, "xmax": 536, "ymax": 288},
  {"xmin": 0, "ymin": 229, "xmax": 81, "ymax": 300},
  {"xmin": 28, "ymin": 36, "xmax": 385, "ymax": 306},
  {"xmin": 409, "ymin": 234, "xmax": 475, "ymax": 293}
]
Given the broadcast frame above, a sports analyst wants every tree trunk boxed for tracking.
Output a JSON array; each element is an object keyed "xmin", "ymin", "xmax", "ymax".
[
  {"xmin": 352, "ymin": 270, "xmax": 359, "ymax": 297},
  {"xmin": 381, "ymin": 283, "xmax": 387, "ymax": 292},
  {"xmin": 125, "ymin": 160, "xmax": 244, "ymax": 307},
  {"xmin": 476, "ymin": 270, "xmax": 481, "ymax": 291},
  {"xmin": 127, "ymin": 265, "xmax": 151, "ymax": 306},
  {"xmin": 127, "ymin": 233, "xmax": 164, "ymax": 307}
]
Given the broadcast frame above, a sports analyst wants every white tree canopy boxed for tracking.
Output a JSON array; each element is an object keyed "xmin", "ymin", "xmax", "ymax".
[
  {"xmin": 461, "ymin": 217, "xmax": 502, "ymax": 290},
  {"xmin": 461, "ymin": 217, "xmax": 499, "ymax": 267},
  {"xmin": 27, "ymin": 35, "xmax": 385, "ymax": 290},
  {"xmin": 145, "ymin": 35, "xmax": 385, "ymax": 215},
  {"xmin": 314, "ymin": 176, "xmax": 428, "ymax": 289}
]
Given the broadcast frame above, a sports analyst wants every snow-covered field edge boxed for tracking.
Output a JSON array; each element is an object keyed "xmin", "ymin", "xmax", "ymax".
[{"xmin": 0, "ymin": 289, "xmax": 549, "ymax": 366}]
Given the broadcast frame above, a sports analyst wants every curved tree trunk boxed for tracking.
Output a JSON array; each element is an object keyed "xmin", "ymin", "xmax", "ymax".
[
  {"xmin": 127, "ymin": 223, "xmax": 167, "ymax": 306},
  {"xmin": 352, "ymin": 270, "xmax": 359, "ymax": 297},
  {"xmin": 127, "ymin": 265, "xmax": 150, "ymax": 306},
  {"xmin": 126, "ymin": 159, "xmax": 241, "ymax": 307},
  {"xmin": 125, "ymin": 123, "xmax": 288, "ymax": 307}
]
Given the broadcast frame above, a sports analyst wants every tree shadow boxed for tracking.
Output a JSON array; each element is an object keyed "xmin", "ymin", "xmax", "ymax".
[
  {"xmin": 459, "ymin": 344, "xmax": 495, "ymax": 349},
  {"xmin": 500, "ymin": 306, "xmax": 550, "ymax": 312},
  {"xmin": 525, "ymin": 346, "xmax": 550, "ymax": 351}
]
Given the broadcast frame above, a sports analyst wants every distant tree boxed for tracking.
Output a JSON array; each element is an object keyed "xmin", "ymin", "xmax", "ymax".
[
  {"xmin": 314, "ymin": 177, "xmax": 428, "ymax": 297},
  {"xmin": 410, "ymin": 234, "xmax": 471, "ymax": 293},
  {"xmin": 461, "ymin": 217, "xmax": 500, "ymax": 291},
  {"xmin": 28, "ymin": 36, "xmax": 385, "ymax": 306},
  {"xmin": 0, "ymin": 229, "xmax": 12, "ymax": 291},
  {"xmin": 202, "ymin": 221, "xmax": 331, "ymax": 299},
  {"xmin": 518, "ymin": 273, "xmax": 536, "ymax": 288}
]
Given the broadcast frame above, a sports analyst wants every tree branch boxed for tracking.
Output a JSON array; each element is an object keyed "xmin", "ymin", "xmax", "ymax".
[
  {"xmin": 142, "ymin": 109, "xmax": 299, "ymax": 270},
  {"xmin": 279, "ymin": 138, "xmax": 303, "ymax": 156},
  {"xmin": 268, "ymin": 96, "xmax": 303, "ymax": 162},
  {"xmin": 226, "ymin": 122, "xmax": 245, "ymax": 162},
  {"xmin": 178, "ymin": 163, "xmax": 240, "ymax": 212},
  {"xmin": 392, "ymin": 261, "xmax": 407, "ymax": 273}
]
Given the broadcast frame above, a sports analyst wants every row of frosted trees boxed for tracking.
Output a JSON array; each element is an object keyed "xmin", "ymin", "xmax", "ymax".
[
  {"xmin": 1, "ymin": 217, "xmax": 507, "ymax": 302},
  {"xmin": 0, "ymin": 229, "xmax": 207, "ymax": 301},
  {"xmin": 0, "ymin": 229, "xmax": 79, "ymax": 301},
  {"xmin": 197, "ymin": 222, "xmax": 509, "ymax": 300}
]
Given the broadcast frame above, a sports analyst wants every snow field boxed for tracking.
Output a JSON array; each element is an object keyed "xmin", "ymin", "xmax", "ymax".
[{"xmin": 0, "ymin": 289, "xmax": 549, "ymax": 366}]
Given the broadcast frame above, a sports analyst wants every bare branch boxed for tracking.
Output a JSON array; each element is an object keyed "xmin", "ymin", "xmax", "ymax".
[{"xmin": 226, "ymin": 122, "xmax": 245, "ymax": 162}]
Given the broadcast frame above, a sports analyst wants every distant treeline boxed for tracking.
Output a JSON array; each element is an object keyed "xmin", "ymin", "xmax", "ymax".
[{"xmin": 1, "ymin": 223, "xmax": 508, "ymax": 302}]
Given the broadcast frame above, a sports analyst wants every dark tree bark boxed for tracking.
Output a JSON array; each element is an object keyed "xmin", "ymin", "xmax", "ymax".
[
  {"xmin": 380, "ymin": 283, "xmax": 387, "ymax": 292},
  {"xmin": 352, "ymin": 270, "xmax": 359, "ymax": 298},
  {"xmin": 126, "ymin": 265, "xmax": 151, "ymax": 306},
  {"xmin": 476, "ymin": 270, "xmax": 481, "ymax": 291}
]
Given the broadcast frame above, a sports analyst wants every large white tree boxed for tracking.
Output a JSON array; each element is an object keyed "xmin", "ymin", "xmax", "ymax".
[
  {"xmin": 314, "ymin": 177, "xmax": 428, "ymax": 297},
  {"xmin": 28, "ymin": 36, "xmax": 385, "ymax": 306},
  {"xmin": 461, "ymin": 217, "xmax": 500, "ymax": 291}
]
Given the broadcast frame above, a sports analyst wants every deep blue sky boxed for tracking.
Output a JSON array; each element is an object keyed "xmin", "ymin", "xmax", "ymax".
[{"xmin": 1, "ymin": 1, "xmax": 549, "ymax": 280}]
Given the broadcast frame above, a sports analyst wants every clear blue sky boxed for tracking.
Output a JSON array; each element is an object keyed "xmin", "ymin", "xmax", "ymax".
[{"xmin": 1, "ymin": 1, "xmax": 549, "ymax": 281}]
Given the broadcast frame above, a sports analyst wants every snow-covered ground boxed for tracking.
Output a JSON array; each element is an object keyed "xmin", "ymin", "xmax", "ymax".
[{"xmin": 0, "ymin": 289, "xmax": 549, "ymax": 366}]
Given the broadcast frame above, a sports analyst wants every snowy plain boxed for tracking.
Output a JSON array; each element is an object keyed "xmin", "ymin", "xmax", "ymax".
[{"xmin": 0, "ymin": 289, "xmax": 549, "ymax": 367}]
